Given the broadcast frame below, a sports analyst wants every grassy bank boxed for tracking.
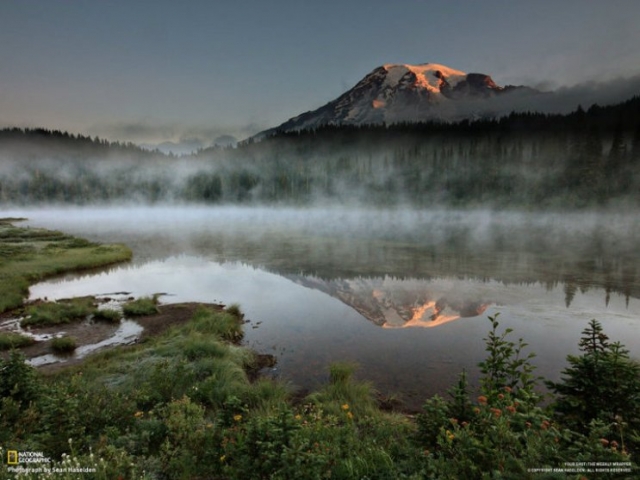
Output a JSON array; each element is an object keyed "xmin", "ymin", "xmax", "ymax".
[
  {"xmin": 1, "ymin": 221, "xmax": 639, "ymax": 478},
  {"xmin": 2, "ymin": 309, "xmax": 639, "ymax": 478},
  {"xmin": 0, "ymin": 218, "xmax": 132, "ymax": 313}
]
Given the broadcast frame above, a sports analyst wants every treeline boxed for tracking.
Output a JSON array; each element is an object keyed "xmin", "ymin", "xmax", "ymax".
[{"xmin": 2, "ymin": 96, "xmax": 640, "ymax": 207}]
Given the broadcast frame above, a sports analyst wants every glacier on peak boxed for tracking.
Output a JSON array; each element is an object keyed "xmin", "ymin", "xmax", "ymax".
[{"xmin": 257, "ymin": 61, "xmax": 538, "ymax": 136}]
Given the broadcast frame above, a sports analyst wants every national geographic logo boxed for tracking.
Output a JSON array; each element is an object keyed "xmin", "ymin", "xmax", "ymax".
[
  {"xmin": 5, "ymin": 450, "xmax": 51, "ymax": 465},
  {"xmin": 7, "ymin": 450, "xmax": 18, "ymax": 465}
]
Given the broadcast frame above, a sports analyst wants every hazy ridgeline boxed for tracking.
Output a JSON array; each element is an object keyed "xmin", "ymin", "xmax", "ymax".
[{"xmin": 1, "ymin": 96, "xmax": 640, "ymax": 208}]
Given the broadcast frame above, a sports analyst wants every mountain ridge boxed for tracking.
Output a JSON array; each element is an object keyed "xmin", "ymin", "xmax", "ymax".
[{"xmin": 259, "ymin": 62, "xmax": 538, "ymax": 136}]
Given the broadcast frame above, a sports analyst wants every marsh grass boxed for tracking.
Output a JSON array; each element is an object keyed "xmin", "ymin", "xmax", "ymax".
[
  {"xmin": 92, "ymin": 307, "xmax": 122, "ymax": 323},
  {"xmin": 307, "ymin": 362, "xmax": 380, "ymax": 418},
  {"xmin": 0, "ymin": 331, "xmax": 35, "ymax": 350},
  {"xmin": 0, "ymin": 219, "xmax": 132, "ymax": 313},
  {"xmin": 187, "ymin": 306, "xmax": 244, "ymax": 342},
  {"xmin": 122, "ymin": 296, "xmax": 160, "ymax": 317},
  {"xmin": 51, "ymin": 335, "xmax": 77, "ymax": 354},
  {"xmin": 22, "ymin": 297, "xmax": 96, "ymax": 327}
]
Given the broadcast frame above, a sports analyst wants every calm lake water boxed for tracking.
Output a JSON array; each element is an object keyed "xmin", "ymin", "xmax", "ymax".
[{"xmin": 7, "ymin": 206, "xmax": 640, "ymax": 409}]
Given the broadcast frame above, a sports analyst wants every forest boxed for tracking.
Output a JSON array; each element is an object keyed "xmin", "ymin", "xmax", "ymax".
[{"xmin": 1, "ymin": 96, "xmax": 640, "ymax": 208}]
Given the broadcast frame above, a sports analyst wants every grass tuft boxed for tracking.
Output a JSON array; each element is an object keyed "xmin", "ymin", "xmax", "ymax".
[
  {"xmin": 0, "ymin": 331, "xmax": 35, "ymax": 350},
  {"xmin": 51, "ymin": 335, "xmax": 77, "ymax": 354},
  {"xmin": 22, "ymin": 297, "xmax": 96, "ymax": 327},
  {"xmin": 93, "ymin": 308, "xmax": 122, "ymax": 323},
  {"xmin": 122, "ymin": 296, "xmax": 159, "ymax": 317}
]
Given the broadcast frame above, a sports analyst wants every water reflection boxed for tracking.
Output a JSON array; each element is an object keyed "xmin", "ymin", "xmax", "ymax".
[
  {"xmin": 5, "ymin": 206, "xmax": 640, "ymax": 409},
  {"xmin": 289, "ymin": 274, "xmax": 491, "ymax": 328}
]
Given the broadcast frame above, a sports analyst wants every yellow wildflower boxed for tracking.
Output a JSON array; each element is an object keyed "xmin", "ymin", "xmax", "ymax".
[
  {"xmin": 341, "ymin": 404, "xmax": 349, "ymax": 411},
  {"xmin": 233, "ymin": 414, "xmax": 243, "ymax": 422},
  {"xmin": 134, "ymin": 411, "xmax": 144, "ymax": 418}
]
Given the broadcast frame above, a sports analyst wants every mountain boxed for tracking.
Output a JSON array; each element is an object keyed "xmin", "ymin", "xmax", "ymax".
[{"xmin": 262, "ymin": 63, "xmax": 538, "ymax": 135}]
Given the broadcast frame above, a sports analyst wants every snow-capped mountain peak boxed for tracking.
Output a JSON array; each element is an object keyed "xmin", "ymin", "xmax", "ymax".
[{"xmin": 260, "ymin": 62, "xmax": 536, "ymax": 135}]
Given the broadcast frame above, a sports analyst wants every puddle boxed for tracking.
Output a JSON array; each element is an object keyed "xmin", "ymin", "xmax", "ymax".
[{"xmin": 27, "ymin": 319, "xmax": 143, "ymax": 367}]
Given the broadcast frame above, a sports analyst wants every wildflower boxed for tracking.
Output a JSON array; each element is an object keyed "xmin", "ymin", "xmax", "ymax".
[
  {"xmin": 477, "ymin": 395, "xmax": 487, "ymax": 405},
  {"xmin": 295, "ymin": 414, "xmax": 302, "ymax": 421},
  {"xmin": 341, "ymin": 403, "xmax": 349, "ymax": 411},
  {"xmin": 473, "ymin": 407, "xmax": 481, "ymax": 414},
  {"xmin": 206, "ymin": 423, "xmax": 213, "ymax": 429},
  {"xmin": 346, "ymin": 411, "xmax": 353, "ymax": 420},
  {"xmin": 490, "ymin": 408, "xmax": 502, "ymax": 418},
  {"xmin": 506, "ymin": 405, "xmax": 516, "ymax": 414},
  {"xmin": 498, "ymin": 393, "xmax": 504, "ymax": 400},
  {"xmin": 445, "ymin": 430, "xmax": 455, "ymax": 442},
  {"xmin": 233, "ymin": 414, "xmax": 242, "ymax": 422},
  {"xmin": 449, "ymin": 417, "xmax": 458, "ymax": 425},
  {"xmin": 525, "ymin": 421, "xmax": 532, "ymax": 429},
  {"xmin": 134, "ymin": 411, "xmax": 144, "ymax": 418},
  {"xmin": 611, "ymin": 440, "xmax": 619, "ymax": 450},
  {"xmin": 220, "ymin": 455, "xmax": 226, "ymax": 463},
  {"xmin": 541, "ymin": 420, "xmax": 550, "ymax": 430},
  {"xmin": 600, "ymin": 438, "xmax": 610, "ymax": 447},
  {"xmin": 503, "ymin": 386, "xmax": 512, "ymax": 393}
]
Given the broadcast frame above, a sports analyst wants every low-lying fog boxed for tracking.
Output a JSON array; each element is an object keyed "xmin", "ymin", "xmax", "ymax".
[{"xmin": 7, "ymin": 205, "xmax": 640, "ymax": 409}]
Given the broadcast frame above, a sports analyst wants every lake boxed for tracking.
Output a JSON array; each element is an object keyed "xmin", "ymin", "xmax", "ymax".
[{"xmin": 6, "ymin": 206, "xmax": 640, "ymax": 410}]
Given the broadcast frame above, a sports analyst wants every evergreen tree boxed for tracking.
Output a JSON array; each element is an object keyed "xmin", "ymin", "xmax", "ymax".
[{"xmin": 548, "ymin": 320, "xmax": 640, "ymax": 447}]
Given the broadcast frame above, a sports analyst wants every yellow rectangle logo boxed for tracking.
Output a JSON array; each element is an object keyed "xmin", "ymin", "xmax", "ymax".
[{"xmin": 7, "ymin": 450, "xmax": 18, "ymax": 465}]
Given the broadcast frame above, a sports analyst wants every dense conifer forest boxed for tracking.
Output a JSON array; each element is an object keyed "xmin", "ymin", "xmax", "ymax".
[{"xmin": 2, "ymin": 96, "xmax": 640, "ymax": 208}]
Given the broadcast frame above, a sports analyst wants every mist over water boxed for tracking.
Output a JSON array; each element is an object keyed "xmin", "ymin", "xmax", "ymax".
[{"xmin": 8, "ymin": 205, "xmax": 640, "ymax": 409}]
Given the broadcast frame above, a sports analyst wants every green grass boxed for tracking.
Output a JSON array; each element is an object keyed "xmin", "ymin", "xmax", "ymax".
[
  {"xmin": 186, "ymin": 305, "xmax": 244, "ymax": 342},
  {"xmin": 51, "ymin": 335, "xmax": 77, "ymax": 354},
  {"xmin": 21, "ymin": 297, "xmax": 96, "ymax": 327},
  {"xmin": 122, "ymin": 296, "xmax": 160, "ymax": 317},
  {"xmin": 0, "ymin": 219, "xmax": 132, "ymax": 313},
  {"xmin": 92, "ymin": 308, "xmax": 122, "ymax": 323},
  {"xmin": 0, "ymin": 331, "xmax": 35, "ymax": 350},
  {"xmin": 307, "ymin": 362, "xmax": 380, "ymax": 418}
]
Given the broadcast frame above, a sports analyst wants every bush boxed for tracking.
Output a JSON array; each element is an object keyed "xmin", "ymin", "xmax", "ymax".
[{"xmin": 51, "ymin": 336, "xmax": 77, "ymax": 354}]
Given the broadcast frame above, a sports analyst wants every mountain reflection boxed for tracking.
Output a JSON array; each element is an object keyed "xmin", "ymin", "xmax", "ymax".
[{"xmin": 289, "ymin": 275, "xmax": 492, "ymax": 328}]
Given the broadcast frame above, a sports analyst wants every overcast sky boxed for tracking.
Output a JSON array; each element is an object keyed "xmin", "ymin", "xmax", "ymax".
[{"xmin": 1, "ymin": 0, "xmax": 639, "ymax": 147}]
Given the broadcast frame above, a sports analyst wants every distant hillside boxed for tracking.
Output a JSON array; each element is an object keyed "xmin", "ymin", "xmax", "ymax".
[{"xmin": 2, "ymin": 96, "xmax": 640, "ymax": 208}]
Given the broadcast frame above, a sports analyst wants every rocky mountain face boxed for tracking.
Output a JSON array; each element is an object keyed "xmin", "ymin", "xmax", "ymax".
[{"xmin": 262, "ymin": 63, "xmax": 537, "ymax": 135}]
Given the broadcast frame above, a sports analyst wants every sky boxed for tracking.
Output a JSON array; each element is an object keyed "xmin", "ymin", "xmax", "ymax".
[{"xmin": 1, "ymin": 0, "xmax": 640, "ymax": 150}]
